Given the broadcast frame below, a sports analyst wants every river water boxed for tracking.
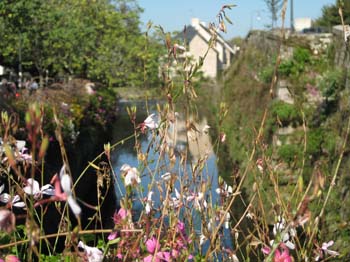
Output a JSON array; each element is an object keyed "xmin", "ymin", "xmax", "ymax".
[{"xmin": 109, "ymin": 99, "xmax": 232, "ymax": 257}]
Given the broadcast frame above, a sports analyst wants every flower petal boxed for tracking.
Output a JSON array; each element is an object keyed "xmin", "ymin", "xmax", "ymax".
[{"xmin": 67, "ymin": 195, "xmax": 81, "ymax": 217}]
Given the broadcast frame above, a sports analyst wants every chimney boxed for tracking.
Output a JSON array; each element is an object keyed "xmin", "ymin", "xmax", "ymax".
[{"xmin": 191, "ymin": 18, "xmax": 200, "ymax": 29}]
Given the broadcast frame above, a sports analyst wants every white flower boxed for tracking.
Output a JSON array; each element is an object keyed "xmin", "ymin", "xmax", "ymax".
[
  {"xmin": 216, "ymin": 182, "xmax": 233, "ymax": 197},
  {"xmin": 199, "ymin": 234, "xmax": 207, "ymax": 246},
  {"xmin": 224, "ymin": 212, "xmax": 230, "ymax": 229},
  {"xmin": 202, "ymin": 125, "xmax": 211, "ymax": 134},
  {"xmin": 120, "ymin": 164, "xmax": 141, "ymax": 186},
  {"xmin": 143, "ymin": 114, "xmax": 158, "ymax": 130},
  {"xmin": 161, "ymin": 172, "xmax": 171, "ymax": 182},
  {"xmin": 23, "ymin": 178, "xmax": 55, "ymax": 199},
  {"xmin": 59, "ymin": 165, "xmax": 81, "ymax": 217},
  {"xmin": 78, "ymin": 241, "xmax": 103, "ymax": 262},
  {"xmin": 272, "ymin": 216, "xmax": 296, "ymax": 250},
  {"xmin": 168, "ymin": 188, "xmax": 181, "ymax": 208},
  {"xmin": 0, "ymin": 184, "xmax": 25, "ymax": 208},
  {"xmin": 145, "ymin": 191, "xmax": 154, "ymax": 214}
]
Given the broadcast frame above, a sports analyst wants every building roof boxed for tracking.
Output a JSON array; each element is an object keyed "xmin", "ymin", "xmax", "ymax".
[{"xmin": 184, "ymin": 18, "xmax": 235, "ymax": 54}]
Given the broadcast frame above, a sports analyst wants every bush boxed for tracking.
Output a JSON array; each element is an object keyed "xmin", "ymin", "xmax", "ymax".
[
  {"xmin": 259, "ymin": 65, "xmax": 275, "ymax": 84},
  {"xmin": 278, "ymin": 48, "xmax": 311, "ymax": 77},
  {"xmin": 270, "ymin": 101, "xmax": 302, "ymax": 126},
  {"xmin": 278, "ymin": 144, "xmax": 302, "ymax": 164},
  {"xmin": 293, "ymin": 47, "xmax": 311, "ymax": 64},
  {"xmin": 318, "ymin": 69, "xmax": 344, "ymax": 100}
]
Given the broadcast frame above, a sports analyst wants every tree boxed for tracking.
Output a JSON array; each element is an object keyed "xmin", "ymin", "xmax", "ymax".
[
  {"xmin": 314, "ymin": 0, "xmax": 350, "ymax": 29},
  {"xmin": 263, "ymin": 0, "xmax": 284, "ymax": 29},
  {"xmin": 0, "ymin": 0, "xmax": 162, "ymax": 88}
]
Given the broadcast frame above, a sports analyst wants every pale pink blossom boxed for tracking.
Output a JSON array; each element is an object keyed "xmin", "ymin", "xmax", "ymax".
[
  {"xmin": 143, "ymin": 114, "xmax": 158, "ymax": 130},
  {"xmin": 321, "ymin": 241, "xmax": 339, "ymax": 256},
  {"xmin": 0, "ymin": 209, "xmax": 16, "ymax": 233},
  {"xmin": 120, "ymin": 164, "xmax": 141, "ymax": 186},
  {"xmin": 315, "ymin": 240, "xmax": 340, "ymax": 261},
  {"xmin": 186, "ymin": 192, "xmax": 207, "ymax": 211}
]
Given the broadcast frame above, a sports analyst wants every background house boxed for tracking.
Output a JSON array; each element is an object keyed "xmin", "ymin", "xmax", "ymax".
[
  {"xmin": 294, "ymin": 17, "xmax": 312, "ymax": 32},
  {"xmin": 185, "ymin": 18, "xmax": 237, "ymax": 78}
]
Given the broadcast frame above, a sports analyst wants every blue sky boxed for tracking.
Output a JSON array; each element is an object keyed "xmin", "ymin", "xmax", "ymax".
[{"xmin": 138, "ymin": 0, "xmax": 335, "ymax": 39}]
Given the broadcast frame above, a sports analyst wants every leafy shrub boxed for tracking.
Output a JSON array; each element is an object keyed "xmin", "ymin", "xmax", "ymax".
[
  {"xmin": 318, "ymin": 69, "xmax": 344, "ymax": 100},
  {"xmin": 306, "ymin": 128, "xmax": 324, "ymax": 157},
  {"xmin": 259, "ymin": 65, "xmax": 275, "ymax": 84},
  {"xmin": 278, "ymin": 48, "xmax": 311, "ymax": 77},
  {"xmin": 270, "ymin": 101, "xmax": 302, "ymax": 126},
  {"xmin": 277, "ymin": 144, "xmax": 302, "ymax": 164},
  {"xmin": 293, "ymin": 47, "xmax": 311, "ymax": 64}
]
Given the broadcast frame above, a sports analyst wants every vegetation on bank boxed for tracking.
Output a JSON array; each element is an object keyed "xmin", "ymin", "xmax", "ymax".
[{"xmin": 218, "ymin": 10, "xmax": 350, "ymax": 261}]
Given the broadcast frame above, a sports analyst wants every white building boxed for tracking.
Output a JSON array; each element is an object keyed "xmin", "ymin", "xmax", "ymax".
[
  {"xmin": 294, "ymin": 18, "xmax": 312, "ymax": 32},
  {"xmin": 185, "ymin": 18, "xmax": 237, "ymax": 78}
]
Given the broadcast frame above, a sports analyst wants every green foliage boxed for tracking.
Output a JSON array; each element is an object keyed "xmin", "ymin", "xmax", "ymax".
[
  {"xmin": 318, "ymin": 69, "xmax": 344, "ymax": 100},
  {"xmin": 259, "ymin": 65, "xmax": 275, "ymax": 84},
  {"xmin": 277, "ymin": 144, "xmax": 301, "ymax": 164},
  {"xmin": 306, "ymin": 128, "xmax": 324, "ymax": 157},
  {"xmin": 293, "ymin": 48, "xmax": 311, "ymax": 64},
  {"xmin": 0, "ymin": 0, "xmax": 162, "ymax": 87},
  {"xmin": 314, "ymin": 0, "xmax": 350, "ymax": 28},
  {"xmin": 278, "ymin": 48, "xmax": 311, "ymax": 77},
  {"xmin": 85, "ymin": 88, "xmax": 119, "ymax": 127},
  {"xmin": 270, "ymin": 101, "xmax": 301, "ymax": 126}
]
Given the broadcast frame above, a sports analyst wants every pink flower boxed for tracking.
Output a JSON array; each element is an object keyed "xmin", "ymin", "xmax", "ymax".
[
  {"xmin": 262, "ymin": 243, "xmax": 292, "ymax": 262},
  {"xmin": 113, "ymin": 208, "xmax": 129, "ymax": 225},
  {"xmin": 107, "ymin": 231, "xmax": 118, "ymax": 241},
  {"xmin": 177, "ymin": 221, "xmax": 185, "ymax": 235},
  {"xmin": 145, "ymin": 237, "xmax": 160, "ymax": 254},
  {"xmin": 274, "ymin": 245, "xmax": 292, "ymax": 262},
  {"xmin": 4, "ymin": 255, "xmax": 20, "ymax": 262}
]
